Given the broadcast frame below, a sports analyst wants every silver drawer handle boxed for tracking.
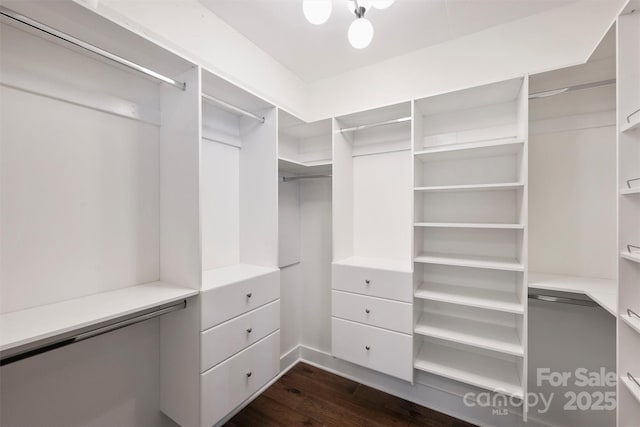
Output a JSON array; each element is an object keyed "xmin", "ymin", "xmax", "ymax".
[
  {"xmin": 365, "ymin": 346, "xmax": 370, "ymax": 351},
  {"xmin": 246, "ymin": 292, "xmax": 252, "ymax": 298},
  {"xmin": 246, "ymin": 371, "xmax": 252, "ymax": 378},
  {"xmin": 365, "ymin": 308, "xmax": 370, "ymax": 314},
  {"xmin": 246, "ymin": 328, "xmax": 253, "ymax": 333}
]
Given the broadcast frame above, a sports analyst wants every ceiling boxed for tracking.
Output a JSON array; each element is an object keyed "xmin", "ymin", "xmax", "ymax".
[{"xmin": 199, "ymin": 0, "xmax": 575, "ymax": 82}]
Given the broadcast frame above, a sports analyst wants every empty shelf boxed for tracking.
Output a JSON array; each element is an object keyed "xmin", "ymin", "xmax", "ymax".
[
  {"xmin": 278, "ymin": 157, "xmax": 332, "ymax": 176},
  {"xmin": 621, "ymin": 312, "xmax": 640, "ymax": 335},
  {"xmin": 621, "ymin": 251, "xmax": 640, "ymax": 264},
  {"xmin": 415, "ymin": 253, "xmax": 524, "ymax": 272},
  {"xmin": 414, "ymin": 182, "xmax": 524, "ymax": 193},
  {"xmin": 414, "ymin": 222, "xmax": 524, "ymax": 230},
  {"xmin": 332, "ymin": 256, "xmax": 412, "ymax": 273},
  {"xmin": 415, "ymin": 282, "xmax": 523, "ymax": 314},
  {"xmin": 621, "ymin": 375, "xmax": 640, "ymax": 404},
  {"xmin": 620, "ymin": 187, "xmax": 640, "ymax": 196},
  {"xmin": 528, "ymin": 272, "xmax": 617, "ymax": 316},
  {"xmin": 202, "ymin": 264, "xmax": 279, "ymax": 291},
  {"xmin": 0, "ymin": 282, "xmax": 197, "ymax": 355},
  {"xmin": 414, "ymin": 341, "xmax": 523, "ymax": 399},
  {"xmin": 414, "ymin": 138, "xmax": 524, "ymax": 161},
  {"xmin": 415, "ymin": 312, "xmax": 523, "ymax": 356}
]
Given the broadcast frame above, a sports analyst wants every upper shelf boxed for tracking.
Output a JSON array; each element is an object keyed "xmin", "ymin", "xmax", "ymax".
[
  {"xmin": 528, "ymin": 272, "xmax": 617, "ymax": 316},
  {"xmin": 0, "ymin": 282, "xmax": 198, "ymax": 355},
  {"xmin": 414, "ymin": 182, "xmax": 524, "ymax": 193},
  {"xmin": 414, "ymin": 138, "xmax": 524, "ymax": 162},
  {"xmin": 278, "ymin": 157, "xmax": 332, "ymax": 176}
]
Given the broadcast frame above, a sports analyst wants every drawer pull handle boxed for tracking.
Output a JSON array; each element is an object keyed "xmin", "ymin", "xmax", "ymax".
[
  {"xmin": 365, "ymin": 280, "xmax": 370, "ymax": 285},
  {"xmin": 365, "ymin": 346, "xmax": 370, "ymax": 351},
  {"xmin": 246, "ymin": 371, "xmax": 252, "ymax": 378},
  {"xmin": 246, "ymin": 328, "xmax": 253, "ymax": 333},
  {"xmin": 246, "ymin": 293, "xmax": 252, "ymax": 298},
  {"xmin": 365, "ymin": 308, "xmax": 370, "ymax": 314}
]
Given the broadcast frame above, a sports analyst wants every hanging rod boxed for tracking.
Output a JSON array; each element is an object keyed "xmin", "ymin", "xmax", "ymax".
[
  {"xmin": 202, "ymin": 93, "xmax": 265, "ymax": 123},
  {"xmin": 529, "ymin": 79, "xmax": 615, "ymax": 99},
  {"xmin": 528, "ymin": 292, "xmax": 599, "ymax": 308},
  {"xmin": 340, "ymin": 116, "xmax": 411, "ymax": 133},
  {"xmin": 0, "ymin": 6, "xmax": 186, "ymax": 91},
  {"xmin": 283, "ymin": 174, "xmax": 332, "ymax": 182},
  {"xmin": 0, "ymin": 299, "xmax": 187, "ymax": 366}
]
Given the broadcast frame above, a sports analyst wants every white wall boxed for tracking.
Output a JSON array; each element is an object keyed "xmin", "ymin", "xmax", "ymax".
[{"xmin": 0, "ymin": 320, "xmax": 177, "ymax": 427}]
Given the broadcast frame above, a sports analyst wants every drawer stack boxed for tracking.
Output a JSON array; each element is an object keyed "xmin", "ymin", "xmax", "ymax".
[
  {"xmin": 331, "ymin": 260, "xmax": 413, "ymax": 382},
  {"xmin": 199, "ymin": 265, "xmax": 281, "ymax": 427}
]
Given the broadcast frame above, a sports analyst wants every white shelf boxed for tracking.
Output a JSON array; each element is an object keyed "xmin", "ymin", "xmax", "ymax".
[
  {"xmin": 528, "ymin": 272, "xmax": 617, "ymax": 316},
  {"xmin": 0, "ymin": 282, "xmax": 198, "ymax": 354},
  {"xmin": 202, "ymin": 264, "xmax": 279, "ymax": 292},
  {"xmin": 332, "ymin": 256, "xmax": 412, "ymax": 273},
  {"xmin": 415, "ymin": 252, "xmax": 524, "ymax": 272},
  {"xmin": 414, "ymin": 341, "xmax": 523, "ymax": 399},
  {"xmin": 415, "ymin": 282, "xmax": 524, "ymax": 314},
  {"xmin": 621, "ymin": 375, "xmax": 640, "ymax": 404},
  {"xmin": 415, "ymin": 312, "xmax": 524, "ymax": 356},
  {"xmin": 621, "ymin": 312, "xmax": 640, "ymax": 335},
  {"xmin": 414, "ymin": 182, "xmax": 524, "ymax": 193},
  {"xmin": 278, "ymin": 157, "xmax": 332, "ymax": 176},
  {"xmin": 414, "ymin": 222, "xmax": 524, "ymax": 230},
  {"xmin": 621, "ymin": 187, "xmax": 640, "ymax": 196},
  {"xmin": 414, "ymin": 138, "xmax": 524, "ymax": 161},
  {"xmin": 621, "ymin": 251, "xmax": 640, "ymax": 264},
  {"xmin": 621, "ymin": 112, "xmax": 640, "ymax": 133}
]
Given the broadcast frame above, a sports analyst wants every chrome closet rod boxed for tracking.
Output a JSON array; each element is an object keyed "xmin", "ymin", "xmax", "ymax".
[
  {"xmin": 0, "ymin": 299, "xmax": 187, "ymax": 366},
  {"xmin": 283, "ymin": 174, "xmax": 332, "ymax": 182},
  {"xmin": 0, "ymin": 6, "xmax": 186, "ymax": 91},
  {"xmin": 340, "ymin": 116, "xmax": 411, "ymax": 133},
  {"xmin": 528, "ymin": 79, "xmax": 616, "ymax": 99},
  {"xmin": 528, "ymin": 293, "xmax": 599, "ymax": 308},
  {"xmin": 202, "ymin": 93, "xmax": 265, "ymax": 123}
]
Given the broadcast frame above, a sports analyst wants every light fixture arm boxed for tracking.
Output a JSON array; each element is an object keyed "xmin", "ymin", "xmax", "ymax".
[{"xmin": 352, "ymin": 0, "xmax": 366, "ymax": 18}]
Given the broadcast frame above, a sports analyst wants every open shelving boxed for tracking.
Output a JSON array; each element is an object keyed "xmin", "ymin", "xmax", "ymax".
[
  {"xmin": 412, "ymin": 77, "xmax": 528, "ymax": 415},
  {"xmin": 414, "ymin": 339, "xmax": 524, "ymax": 399},
  {"xmin": 278, "ymin": 111, "xmax": 333, "ymax": 177}
]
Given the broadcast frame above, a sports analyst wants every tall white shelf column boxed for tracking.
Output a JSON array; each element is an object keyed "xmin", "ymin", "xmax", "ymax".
[{"xmin": 617, "ymin": 3, "xmax": 640, "ymax": 426}]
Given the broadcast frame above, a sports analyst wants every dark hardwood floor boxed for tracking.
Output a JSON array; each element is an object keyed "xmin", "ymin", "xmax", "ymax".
[{"xmin": 224, "ymin": 362, "xmax": 478, "ymax": 427}]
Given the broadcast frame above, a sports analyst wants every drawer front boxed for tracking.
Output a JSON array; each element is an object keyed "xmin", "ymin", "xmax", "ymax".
[
  {"xmin": 201, "ymin": 270, "xmax": 280, "ymax": 330},
  {"xmin": 201, "ymin": 331, "xmax": 280, "ymax": 427},
  {"xmin": 332, "ymin": 291, "xmax": 412, "ymax": 334},
  {"xmin": 332, "ymin": 318, "xmax": 412, "ymax": 382},
  {"xmin": 332, "ymin": 264, "xmax": 412, "ymax": 302},
  {"xmin": 201, "ymin": 300, "xmax": 280, "ymax": 372}
]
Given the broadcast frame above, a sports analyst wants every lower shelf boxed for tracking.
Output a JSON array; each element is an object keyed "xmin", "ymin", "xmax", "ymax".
[
  {"xmin": 414, "ymin": 282, "xmax": 523, "ymax": 314},
  {"xmin": 414, "ymin": 341, "xmax": 523, "ymax": 399},
  {"xmin": 414, "ymin": 253, "xmax": 524, "ymax": 272},
  {"xmin": 621, "ymin": 375, "xmax": 640, "ymax": 404}
]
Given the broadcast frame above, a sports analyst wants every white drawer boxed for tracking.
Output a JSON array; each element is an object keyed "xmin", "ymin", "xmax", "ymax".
[
  {"xmin": 201, "ymin": 331, "xmax": 280, "ymax": 427},
  {"xmin": 201, "ymin": 270, "xmax": 280, "ymax": 330},
  {"xmin": 332, "ymin": 264, "xmax": 412, "ymax": 302},
  {"xmin": 201, "ymin": 300, "xmax": 280, "ymax": 372},
  {"xmin": 332, "ymin": 318, "xmax": 412, "ymax": 382},
  {"xmin": 332, "ymin": 291, "xmax": 412, "ymax": 334}
]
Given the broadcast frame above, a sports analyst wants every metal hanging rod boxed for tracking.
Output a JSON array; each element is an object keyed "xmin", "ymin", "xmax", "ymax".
[
  {"xmin": 628, "ymin": 244, "xmax": 640, "ymax": 253},
  {"xmin": 628, "ymin": 372, "xmax": 640, "ymax": 390},
  {"xmin": 340, "ymin": 116, "xmax": 411, "ymax": 133},
  {"xmin": 282, "ymin": 174, "xmax": 332, "ymax": 182},
  {"xmin": 0, "ymin": 299, "xmax": 187, "ymax": 366},
  {"xmin": 628, "ymin": 308, "xmax": 640, "ymax": 320},
  {"xmin": 627, "ymin": 178, "xmax": 640, "ymax": 189},
  {"xmin": 0, "ymin": 6, "xmax": 186, "ymax": 91},
  {"xmin": 529, "ymin": 79, "xmax": 615, "ymax": 99},
  {"xmin": 528, "ymin": 293, "xmax": 599, "ymax": 308},
  {"xmin": 202, "ymin": 93, "xmax": 265, "ymax": 123}
]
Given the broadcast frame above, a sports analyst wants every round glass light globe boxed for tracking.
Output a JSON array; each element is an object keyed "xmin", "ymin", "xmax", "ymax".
[
  {"xmin": 303, "ymin": 0, "xmax": 332, "ymax": 25},
  {"xmin": 348, "ymin": 18, "xmax": 374, "ymax": 49}
]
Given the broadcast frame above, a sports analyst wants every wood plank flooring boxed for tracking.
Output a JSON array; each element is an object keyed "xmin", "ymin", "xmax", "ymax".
[{"xmin": 224, "ymin": 362, "xmax": 478, "ymax": 427}]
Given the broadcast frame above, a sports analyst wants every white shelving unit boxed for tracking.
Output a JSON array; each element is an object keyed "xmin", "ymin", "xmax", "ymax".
[
  {"xmin": 617, "ymin": 3, "xmax": 640, "ymax": 426},
  {"xmin": 412, "ymin": 77, "xmax": 528, "ymax": 418}
]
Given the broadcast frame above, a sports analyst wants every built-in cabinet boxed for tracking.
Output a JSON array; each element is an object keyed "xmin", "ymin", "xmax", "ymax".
[{"xmin": 617, "ymin": 3, "xmax": 640, "ymax": 426}]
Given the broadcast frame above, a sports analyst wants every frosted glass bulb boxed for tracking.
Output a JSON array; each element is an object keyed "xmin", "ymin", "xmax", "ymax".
[
  {"xmin": 372, "ymin": 0, "xmax": 394, "ymax": 9},
  {"xmin": 348, "ymin": 18, "xmax": 374, "ymax": 49},
  {"xmin": 303, "ymin": 0, "xmax": 332, "ymax": 25}
]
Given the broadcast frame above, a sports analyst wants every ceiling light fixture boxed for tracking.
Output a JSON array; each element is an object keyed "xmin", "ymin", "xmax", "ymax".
[{"xmin": 304, "ymin": 0, "xmax": 395, "ymax": 49}]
